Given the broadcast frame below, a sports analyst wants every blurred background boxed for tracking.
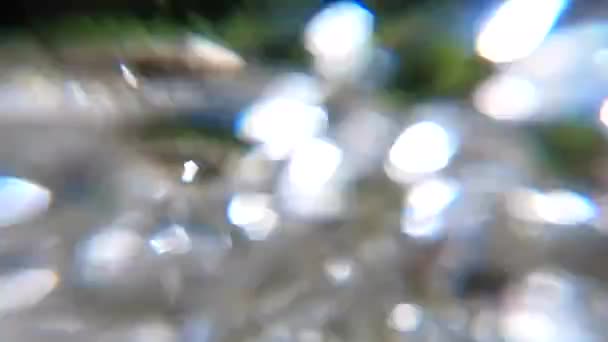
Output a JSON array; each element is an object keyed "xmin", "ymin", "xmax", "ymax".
[
  {"xmin": 4, "ymin": 0, "xmax": 608, "ymax": 341},
  {"xmin": 1, "ymin": 0, "xmax": 604, "ymax": 183}
]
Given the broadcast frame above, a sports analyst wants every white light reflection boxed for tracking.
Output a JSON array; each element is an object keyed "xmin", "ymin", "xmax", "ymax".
[
  {"xmin": 473, "ymin": 75, "xmax": 540, "ymax": 121},
  {"xmin": 600, "ymin": 98, "xmax": 608, "ymax": 127},
  {"xmin": 131, "ymin": 320, "xmax": 177, "ymax": 342},
  {"xmin": 524, "ymin": 270, "xmax": 572, "ymax": 299},
  {"xmin": 305, "ymin": 1, "xmax": 373, "ymax": 61},
  {"xmin": 408, "ymin": 179, "xmax": 459, "ymax": 220},
  {"xmin": 594, "ymin": 48, "xmax": 608, "ymax": 81},
  {"xmin": 286, "ymin": 138, "xmax": 343, "ymax": 193},
  {"xmin": 402, "ymin": 178, "xmax": 459, "ymax": 239},
  {"xmin": 278, "ymin": 138, "xmax": 345, "ymax": 219},
  {"xmin": 227, "ymin": 193, "xmax": 278, "ymax": 241},
  {"xmin": 324, "ymin": 258, "xmax": 354, "ymax": 285},
  {"xmin": 508, "ymin": 188, "xmax": 596, "ymax": 226},
  {"xmin": 534, "ymin": 190, "xmax": 596, "ymax": 226},
  {"xmin": 386, "ymin": 121, "xmax": 455, "ymax": 182},
  {"xmin": 263, "ymin": 73, "xmax": 325, "ymax": 104},
  {"xmin": 507, "ymin": 188, "xmax": 547, "ymax": 223},
  {"xmin": 181, "ymin": 160, "xmax": 200, "ymax": 183},
  {"xmin": 66, "ymin": 81, "xmax": 89, "ymax": 107},
  {"xmin": 501, "ymin": 311, "xmax": 558, "ymax": 342},
  {"xmin": 304, "ymin": 1, "xmax": 374, "ymax": 80},
  {"xmin": 185, "ymin": 35, "xmax": 246, "ymax": 72},
  {"xmin": 120, "ymin": 63, "xmax": 138, "ymax": 89},
  {"xmin": 0, "ymin": 176, "xmax": 52, "ymax": 228},
  {"xmin": 236, "ymin": 97, "xmax": 328, "ymax": 160},
  {"xmin": 81, "ymin": 228, "xmax": 143, "ymax": 281},
  {"xmin": 387, "ymin": 303, "xmax": 423, "ymax": 332},
  {"xmin": 476, "ymin": 0, "xmax": 568, "ymax": 63},
  {"xmin": 0, "ymin": 268, "xmax": 59, "ymax": 314},
  {"xmin": 500, "ymin": 270, "xmax": 575, "ymax": 342},
  {"xmin": 149, "ymin": 224, "xmax": 192, "ymax": 255}
]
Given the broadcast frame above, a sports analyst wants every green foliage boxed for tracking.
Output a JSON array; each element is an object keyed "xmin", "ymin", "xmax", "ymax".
[
  {"xmin": 220, "ymin": 12, "xmax": 273, "ymax": 54},
  {"xmin": 533, "ymin": 121, "xmax": 608, "ymax": 187},
  {"xmin": 33, "ymin": 15, "xmax": 151, "ymax": 44},
  {"xmin": 378, "ymin": 12, "xmax": 491, "ymax": 98},
  {"xmin": 186, "ymin": 14, "xmax": 220, "ymax": 39}
]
